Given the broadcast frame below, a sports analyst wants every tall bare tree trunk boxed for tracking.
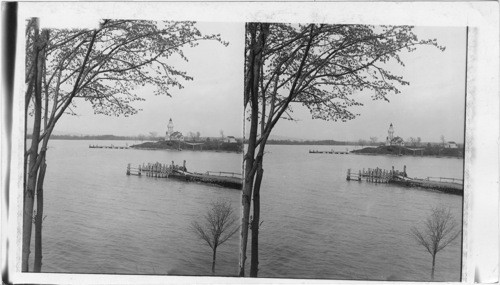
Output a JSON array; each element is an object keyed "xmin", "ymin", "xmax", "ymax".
[
  {"xmin": 22, "ymin": 24, "xmax": 45, "ymax": 271},
  {"xmin": 431, "ymin": 252, "xmax": 436, "ymax": 280},
  {"xmin": 239, "ymin": 102, "xmax": 257, "ymax": 277},
  {"xmin": 239, "ymin": 23, "xmax": 258, "ymax": 277},
  {"xmin": 250, "ymin": 163, "xmax": 263, "ymax": 277},
  {"xmin": 33, "ymin": 158, "xmax": 46, "ymax": 272},
  {"xmin": 240, "ymin": 22, "xmax": 269, "ymax": 277},
  {"xmin": 212, "ymin": 246, "xmax": 217, "ymax": 274},
  {"xmin": 33, "ymin": 29, "xmax": 51, "ymax": 272}
]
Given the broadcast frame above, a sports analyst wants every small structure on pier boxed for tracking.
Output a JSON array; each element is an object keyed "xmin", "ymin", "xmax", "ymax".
[
  {"xmin": 346, "ymin": 165, "xmax": 462, "ymax": 195},
  {"xmin": 404, "ymin": 147, "xmax": 425, "ymax": 156}
]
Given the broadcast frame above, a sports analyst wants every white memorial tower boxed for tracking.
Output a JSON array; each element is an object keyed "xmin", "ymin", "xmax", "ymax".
[
  {"xmin": 166, "ymin": 118, "xmax": 174, "ymax": 140},
  {"xmin": 386, "ymin": 123, "xmax": 394, "ymax": 146}
]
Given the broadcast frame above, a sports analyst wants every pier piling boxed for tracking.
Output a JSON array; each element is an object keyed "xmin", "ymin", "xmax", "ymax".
[
  {"xmin": 125, "ymin": 160, "xmax": 242, "ymax": 189},
  {"xmin": 346, "ymin": 165, "xmax": 462, "ymax": 195}
]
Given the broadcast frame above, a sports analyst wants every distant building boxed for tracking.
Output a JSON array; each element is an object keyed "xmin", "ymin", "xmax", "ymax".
[
  {"xmin": 170, "ymin": 131, "xmax": 184, "ymax": 141},
  {"xmin": 225, "ymin": 136, "xmax": 237, "ymax": 143},
  {"xmin": 445, "ymin": 141, "xmax": 458, "ymax": 148},
  {"xmin": 385, "ymin": 123, "xmax": 405, "ymax": 146},
  {"xmin": 390, "ymin": 136, "xmax": 405, "ymax": 146}
]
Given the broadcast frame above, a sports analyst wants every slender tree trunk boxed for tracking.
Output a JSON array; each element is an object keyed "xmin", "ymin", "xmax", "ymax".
[
  {"xmin": 239, "ymin": 117, "xmax": 257, "ymax": 277},
  {"xmin": 431, "ymin": 252, "xmax": 436, "ymax": 280},
  {"xmin": 250, "ymin": 163, "xmax": 264, "ymax": 277},
  {"xmin": 239, "ymin": 23, "xmax": 258, "ymax": 277},
  {"xmin": 212, "ymin": 246, "xmax": 217, "ymax": 274},
  {"xmin": 22, "ymin": 26, "xmax": 45, "ymax": 271},
  {"xmin": 240, "ymin": 23, "xmax": 269, "ymax": 277},
  {"xmin": 23, "ymin": 146, "xmax": 38, "ymax": 272},
  {"xmin": 33, "ymin": 158, "xmax": 46, "ymax": 272}
]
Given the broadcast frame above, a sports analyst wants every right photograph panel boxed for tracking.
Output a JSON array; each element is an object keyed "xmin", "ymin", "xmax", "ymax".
[{"xmin": 241, "ymin": 23, "xmax": 465, "ymax": 281}]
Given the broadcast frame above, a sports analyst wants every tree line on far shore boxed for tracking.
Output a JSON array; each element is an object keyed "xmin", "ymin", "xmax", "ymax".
[
  {"xmin": 25, "ymin": 133, "xmax": 462, "ymax": 149},
  {"xmin": 25, "ymin": 133, "xmax": 242, "ymax": 142}
]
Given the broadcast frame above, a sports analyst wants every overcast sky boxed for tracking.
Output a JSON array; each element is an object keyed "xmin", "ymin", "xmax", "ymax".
[
  {"xmin": 54, "ymin": 22, "xmax": 244, "ymax": 139},
  {"xmin": 53, "ymin": 24, "xmax": 466, "ymax": 143},
  {"xmin": 271, "ymin": 26, "xmax": 466, "ymax": 143}
]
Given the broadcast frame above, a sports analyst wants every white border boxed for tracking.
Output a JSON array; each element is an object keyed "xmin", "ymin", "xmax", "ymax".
[{"xmin": 6, "ymin": 1, "xmax": 499, "ymax": 284}]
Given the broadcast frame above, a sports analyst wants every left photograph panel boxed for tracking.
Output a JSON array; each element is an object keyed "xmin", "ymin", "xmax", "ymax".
[{"xmin": 22, "ymin": 18, "xmax": 244, "ymax": 275}]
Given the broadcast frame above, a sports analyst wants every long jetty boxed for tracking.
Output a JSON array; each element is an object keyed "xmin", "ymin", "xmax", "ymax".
[
  {"xmin": 90, "ymin": 144, "xmax": 129, "ymax": 149},
  {"xmin": 309, "ymin": 149, "xmax": 349, "ymax": 154},
  {"xmin": 126, "ymin": 160, "xmax": 242, "ymax": 190},
  {"xmin": 346, "ymin": 165, "xmax": 463, "ymax": 195}
]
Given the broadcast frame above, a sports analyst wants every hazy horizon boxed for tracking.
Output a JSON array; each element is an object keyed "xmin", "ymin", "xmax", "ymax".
[{"xmin": 37, "ymin": 130, "xmax": 461, "ymax": 145}]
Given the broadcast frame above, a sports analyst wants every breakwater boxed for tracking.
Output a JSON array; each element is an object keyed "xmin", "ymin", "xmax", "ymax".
[
  {"xmin": 309, "ymin": 149, "xmax": 349, "ymax": 154},
  {"xmin": 126, "ymin": 161, "xmax": 242, "ymax": 190},
  {"xmin": 346, "ymin": 166, "xmax": 463, "ymax": 195},
  {"xmin": 89, "ymin": 144, "xmax": 129, "ymax": 149}
]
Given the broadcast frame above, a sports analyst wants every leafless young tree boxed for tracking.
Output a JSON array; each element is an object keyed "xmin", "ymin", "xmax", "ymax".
[
  {"xmin": 191, "ymin": 200, "xmax": 239, "ymax": 274},
  {"xmin": 410, "ymin": 206, "xmax": 461, "ymax": 280},
  {"xmin": 187, "ymin": 131, "xmax": 196, "ymax": 141},
  {"xmin": 408, "ymin": 137, "xmax": 417, "ymax": 146},
  {"xmin": 149, "ymin": 131, "xmax": 158, "ymax": 140},
  {"xmin": 358, "ymin": 139, "xmax": 367, "ymax": 148},
  {"xmin": 440, "ymin": 135, "xmax": 446, "ymax": 146},
  {"xmin": 369, "ymin": 136, "xmax": 378, "ymax": 145}
]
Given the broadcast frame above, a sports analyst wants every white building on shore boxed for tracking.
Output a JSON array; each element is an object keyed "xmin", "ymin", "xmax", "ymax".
[
  {"xmin": 385, "ymin": 123, "xmax": 405, "ymax": 146},
  {"xmin": 165, "ymin": 118, "xmax": 184, "ymax": 141}
]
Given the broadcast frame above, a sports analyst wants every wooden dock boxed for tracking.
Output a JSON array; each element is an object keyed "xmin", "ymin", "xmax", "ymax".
[
  {"xmin": 90, "ymin": 144, "xmax": 129, "ymax": 149},
  {"xmin": 126, "ymin": 161, "xmax": 242, "ymax": 190},
  {"xmin": 310, "ymin": 149, "xmax": 349, "ymax": 154},
  {"xmin": 346, "ymin": 165, "xmax": 463, "ymax": 195}
]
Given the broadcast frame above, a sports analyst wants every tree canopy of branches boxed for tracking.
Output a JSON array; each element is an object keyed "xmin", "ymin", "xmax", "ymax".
[
  {"xmin": 410, "ymin": 206, "xmax": 461, "ymax": 280},
  {"xmin": 191, "ymin": 200, "xmax": 239, "ymax": 274},
  {"xmin": 23, "ymin": 18, "xmax": 224, "ymax": 272},
  {"xmin": 240, "ymin": 22, "xmax": 444, "ymax": 277},
  {"xmin": 440, "ymin": 135, "xmax": 446, "ymax": 145},
  {"xmin": 408, "ymin": 137, "xmax": 417, "ymax": 146},
  {"xmin": 149, "ymin": 131, "xmax": 158, "ymax": 140}
]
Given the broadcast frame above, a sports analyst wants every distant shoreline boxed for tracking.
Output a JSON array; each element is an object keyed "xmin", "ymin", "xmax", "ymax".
[{"xmin": 26, "ymin": 134, "xmax": 461, "ymax": 148}]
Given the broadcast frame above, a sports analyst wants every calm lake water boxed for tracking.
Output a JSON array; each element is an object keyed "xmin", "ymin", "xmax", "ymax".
[{"xmin": 29, "ymin": 140, "xmax": 463, "ymax": 281}]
